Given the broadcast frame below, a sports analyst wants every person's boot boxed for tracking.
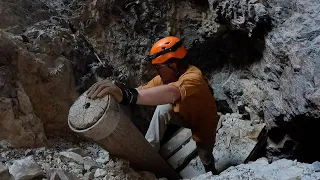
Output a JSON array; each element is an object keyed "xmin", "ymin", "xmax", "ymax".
[{"xmin": 204, "ymin": 162, "xmax": 219, "ymax": 175}]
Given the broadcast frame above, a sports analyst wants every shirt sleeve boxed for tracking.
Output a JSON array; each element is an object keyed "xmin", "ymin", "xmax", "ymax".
[
  {"xmin": 168, "ymin": 74, "xmax": 201, "ymax": 102},
  {"xmin": 137, "ymin": 75, "xmax": 162, "ymax": 90}
]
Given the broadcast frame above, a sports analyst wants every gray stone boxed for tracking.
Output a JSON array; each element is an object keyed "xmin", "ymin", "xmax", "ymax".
[
  {"xmin": 94, "ymin": 168, "xmax": 107, "ymax": 178},
  {"xmin": 84, "ymin": 157, "xmax": 100, "ymax": 171},
  {"xmin": 103, "ymin": 174, "xmax": 116, "ymax": 180},
  {"xmin": 50, "ymin": 170, "xmax": 78, "ymax": 180},
  {"xmin": 97, "ymin": 149, "xmax": 109, "ymax": 159},
  {"xmin": 41, "ymin": 163, "xmax": 51, "ymax": 172},
  {"xmin": 312, "ymin": 161, "xmax": 320, "ymax": 172},
  {"xmin": 59, "ymin": 151, "xmax": 84, "ymax": 164},
  {"xmin": 67, "ymin": 148, "xmax": 88, "ymax": 157},
  {"xmin": 24, "ymin": 149, "xmax": 33, "ymax": 156},
  {"xmin": 95, "ymin": 157, "xmax": 109, "ymax": 164},
  {"xmin": 67, "ymin": 162, "xmax": 83, "ymax": 175},
  {"xmin": 83, "ymin": 172, "xmax": 94, "ymax": 180},
  {"xmin": 0, "ymin": 140, "xmax": 10, "ymax": 149},
  {"xmin": 35, "ymin": 148, "xmax": 46, "ymax": 156},
  {"xmin": 86, "ymin": 147, "xmax": 99, "ymax": 156},
  {"xmin": 8, "ymin": 156, "xmax": 43, "ymax": 180},
  {"xmin": 183, "ymin": 114, "xmax": 266, "ymax": 175}
]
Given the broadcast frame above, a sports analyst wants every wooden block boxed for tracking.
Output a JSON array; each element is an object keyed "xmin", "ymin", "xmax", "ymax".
[
  {"xmin": 245, "ymin": 124, "xmax": 268, "ymax": 162},
  {"xmin": 168, "ymin": 139, "xmax": 197, "ymax": 170},
  {"xmin": 247, "ymin": 123, "xmax": 266, "ymax": 140},
  {"xmin": 160, "ymin": 128, "xmax": 192, "ymax": 159}
]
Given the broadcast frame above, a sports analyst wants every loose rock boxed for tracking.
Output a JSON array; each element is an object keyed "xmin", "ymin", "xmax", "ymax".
[
  {"xmin": 50, "ymin": 170, "xmax": 78, "ymax": 180},
  {"xmin": 9, "ymin": 156, "xmax": 43, "ymax": 180},
  {"xmin": 24, "ymin": 149, "xmax": 33, "ymax": 156},
  {"xmin": 96, "ymin": 157, "xmax": 109, "ymax": 164},
  {"xmin": 94, "ymin": 168, "xmax": 107, "ymax": 178},
  {"xmin": 59, "ymin": 152, "xmax": 84, "ymax": 165},
  {"xmin": 84, "ymin": 157, "xmax": 100, "ymax": 171},
  {"xmin": 83, "ymin": 172, "xmax": 94, "ymax": 180},
  {"xmin": 67, "ymin": 148, "xmax": 88, "ymax": 157},
  {"xmin": 312, "ymin": 161, "xmax": 320, "ymax": 172},
  {"xmin": 67, "ymin": 162, "xmax": 83, "ymax": 176}
]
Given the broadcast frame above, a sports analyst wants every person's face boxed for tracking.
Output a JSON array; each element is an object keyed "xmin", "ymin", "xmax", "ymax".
[{"xmin": 154, "ymin": 62, "xmax": 177, "ymax": 84}]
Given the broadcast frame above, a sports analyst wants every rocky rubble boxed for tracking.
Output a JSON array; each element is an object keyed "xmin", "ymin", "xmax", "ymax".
[
  {"xmin": 0, "ymin": 138, "xmax": 160, "ymax": 180},
  {"xmin": 2, "ymin": 137, "xmax": 320, "ymax": 180},
  {"xmin": 191, "ymin": 158, "xmax": 320, "ymax": 180}
]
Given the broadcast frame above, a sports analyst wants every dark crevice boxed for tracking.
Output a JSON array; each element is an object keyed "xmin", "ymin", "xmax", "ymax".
[
  {"xmin": 268, "ymin": 126, "xmax": 286, "ymax": 143},
  {"xmin": 216, "ymin": 100, "xmax": 233, "ymax": 114},
  {"xmin": 185, "ymin": 29, "xmax": 265, "ymax": 73},
  {"xmin": 188, "ymin": 0, "xmax": 209, "ymax": 10},
  {"xmin": 268, "ymin": 115, "xmax": 320, "ymax": 163}
]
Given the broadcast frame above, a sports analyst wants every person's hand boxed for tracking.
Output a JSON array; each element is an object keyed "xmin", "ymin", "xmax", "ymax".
[{"xmin": 87, "ymin": 79, "xmax": 123, "ymax": 102}]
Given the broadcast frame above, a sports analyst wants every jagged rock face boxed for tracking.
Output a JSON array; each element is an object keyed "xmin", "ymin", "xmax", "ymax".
[
  {"xmin": 0, "ymin": 0, "xmax": 112, "ymax": 147},
  {"xmin": 0, "ymin": 31, "xmax": 48, "ymax": 147},
  {"xmin": 0, "ymin": 0, "xmax": 53, "ymax": 34},
  {"xmin": 207, "ymin": 0, "xmax": 320, "ymax": 162}
]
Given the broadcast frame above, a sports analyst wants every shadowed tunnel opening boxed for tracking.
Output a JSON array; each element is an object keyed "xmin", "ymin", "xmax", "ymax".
[
  {"xmin": 268, "ymin": 115, "xmax": 320, "ymax": 163},
  {"xmin": 185, "ymin": 29, "xmax": 265, "ymax": 74}
]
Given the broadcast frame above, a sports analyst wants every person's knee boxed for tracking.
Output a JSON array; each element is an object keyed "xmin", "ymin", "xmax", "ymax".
[
  {"xmin": 155, "ymin": 104, "xmax": 172, "ymax": 116},
  {"xmin": 154, "ymin": 104, "xmax": 172, "ymax": 124}
]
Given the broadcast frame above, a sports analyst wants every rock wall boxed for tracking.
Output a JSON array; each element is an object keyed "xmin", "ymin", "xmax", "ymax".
[
  {"xmin": 207, "ymin": 0, "xmax": 320, "ymax": 162},
  {"xmin": 0, "ymin": 0, "xmax": 112, "ymax": 147}
]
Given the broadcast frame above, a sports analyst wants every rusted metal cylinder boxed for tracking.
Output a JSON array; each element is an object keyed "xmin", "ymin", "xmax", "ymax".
[{"xmin": 68, "ymin": 92, "xmax": 179, "ymax": 180}]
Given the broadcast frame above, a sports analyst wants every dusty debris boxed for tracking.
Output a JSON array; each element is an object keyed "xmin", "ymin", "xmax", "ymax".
[{"xmin": 0, "ymin": 138, "xmax": 160, "ymax": 179}]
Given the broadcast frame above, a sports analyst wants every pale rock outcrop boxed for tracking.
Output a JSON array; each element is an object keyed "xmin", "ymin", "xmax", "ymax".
[{"xmin": 191, "ymin": 158, "xmax": 320, "ymax": 180}]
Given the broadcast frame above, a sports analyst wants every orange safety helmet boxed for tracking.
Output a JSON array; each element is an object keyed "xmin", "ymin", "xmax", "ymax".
[{"xmin": 149, "ymin": 36, "xmax": 187, "ymax": 65}]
